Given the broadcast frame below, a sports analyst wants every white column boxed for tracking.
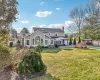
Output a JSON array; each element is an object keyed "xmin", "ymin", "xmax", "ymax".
[
  {"xmin": 30, "ymin": 36, "xmax": 31, "ymax": 47},
  {"xmin": 24, "ymin": 37, "xmax": 26, "ymax": 47},
  {"xmin": 34, "ymin": 38, "xmax": 35, "ymax": 47},
  {"xmin": 49, "ymin": 38, "xmax": 50, "ymax": 45},
  {"xmin": 43, "ymin": 39, "xmax": 45, "ymax": 47}
]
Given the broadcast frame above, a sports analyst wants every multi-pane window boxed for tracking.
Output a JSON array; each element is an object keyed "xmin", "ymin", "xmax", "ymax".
[
  {"xmin": 51, "ymin": 40, "xmax": 53, "ymax": 44},
  {"xmin": 41, "ymin": 39, "xmax": 43, "ymax": 44},
  {"xmin": 45, "ymin": 40, "xmax": 48, "ymax": 45},
  {"xmin": 26, "ymin": 40, "xmax": 29, "ymax": 45}
]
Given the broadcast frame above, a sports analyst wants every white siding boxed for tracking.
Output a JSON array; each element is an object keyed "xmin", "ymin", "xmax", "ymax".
[{"xmin": 24, "ymin": 30, "xmax": 65, "ymax": 47}]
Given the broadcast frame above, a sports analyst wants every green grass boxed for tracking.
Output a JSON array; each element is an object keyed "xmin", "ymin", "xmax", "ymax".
[
  {"xmin": 42, "ymin": 48, "xmax": 61, "ymax": 53},
  {"xmin": 40, "ymin": 48, "xmax": 100, "ymax": 80},
  {"xmin": 1, "ymin": 48, "xmax": 100, "ymax": 80}
]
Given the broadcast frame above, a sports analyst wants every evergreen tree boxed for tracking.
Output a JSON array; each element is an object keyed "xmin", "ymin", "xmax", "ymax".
[
  {"xmin": 73, "ymin": 38, "xmax": 76, "ymax": 45},
  {"xmin": 69, "ymin": 37, "xmax": 72, "ymax": 45},
  {"xmin": 78, "ymin": 37, "xmax": 81, "ymax": 43},
  {"xmin": 18, "ymin": 45, "xmax": 46, "ymax": 74}
]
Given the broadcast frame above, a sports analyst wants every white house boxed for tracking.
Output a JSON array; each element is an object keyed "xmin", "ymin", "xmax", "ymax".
[
  {"xmin": 24, "ymin": 27, "xmax": 67, "ymax": 47},
  {"xmin": 9, "ymin": 27, "xmax": 68, "ymax": 47}
]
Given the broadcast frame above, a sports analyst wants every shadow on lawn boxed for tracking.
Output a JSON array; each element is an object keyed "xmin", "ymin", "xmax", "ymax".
[
  {"xmin": 32, "ymin": 73, "xmax": 60, "ymax": 80},
  {"xmin": 63, "ymin": 48, "xmax": 73, "ymax": 51},
  {"xmin": 42, "ymin": 48, "xmax": 61, "ymax": 53}
]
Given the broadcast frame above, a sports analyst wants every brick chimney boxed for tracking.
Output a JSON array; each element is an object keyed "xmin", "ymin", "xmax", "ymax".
[{"xmin": 62, "ymin": 26, "xmax": 64, "ymax": 32}]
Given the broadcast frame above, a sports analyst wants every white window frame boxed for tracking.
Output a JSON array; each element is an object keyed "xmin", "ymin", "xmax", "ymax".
[
  {"xmin": 51, "ymin": 39, "xmax": 54, "ymax": 45},
  {"xmin": 45, "ymin": 39, "xmax": 48, "ymax": 45}
]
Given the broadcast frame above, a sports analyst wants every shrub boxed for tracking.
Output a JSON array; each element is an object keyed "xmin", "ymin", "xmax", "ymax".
[
  {"xmin": 69, "ymin": 37, "xmax": 72, "ymax": 45},
  {"xmin": 78, "ymin": 37, "xmax": 81, "ymax": 43},
  {"xmin": 73, "ymin": 38, "xmax": 76, "ymax": 45},
  {"xmin": 35, "ymin": 44, "xmax": 43, "ymax": 53},
  {"xmin": 0, "ymin": 44, "xmax": 10, "ymax": 68},
  {"xmin": 18, "ymin": 45, "xmax": 46, "ymax": 74}
]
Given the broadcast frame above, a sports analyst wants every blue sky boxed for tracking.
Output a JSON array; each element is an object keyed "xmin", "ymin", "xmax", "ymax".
[{"xmin": 13, "ymin": 0, "xmax": 88, "ymax": 33}]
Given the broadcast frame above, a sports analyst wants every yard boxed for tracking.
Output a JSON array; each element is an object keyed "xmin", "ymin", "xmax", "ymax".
[{"xmin": 32, "ymin": 48, "xmax": 100, "ymax": 80}]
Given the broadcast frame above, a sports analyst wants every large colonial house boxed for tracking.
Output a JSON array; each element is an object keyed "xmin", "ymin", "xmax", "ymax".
[{"xmin": 9, "ymin": 27, "xmax": 68, "ymax": 47}]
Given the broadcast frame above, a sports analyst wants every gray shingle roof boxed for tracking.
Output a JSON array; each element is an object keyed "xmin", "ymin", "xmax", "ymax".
[
  {"xmin": 33, "ymin": 27, "xmax": 64, "ymax": 33},
  {"xmin": 20, "ymin": 28, "xmax": 29, "ymax": 34},
  {"xmin": 50, "ymin": 36, "xmax": 66, "ymax": 38}
]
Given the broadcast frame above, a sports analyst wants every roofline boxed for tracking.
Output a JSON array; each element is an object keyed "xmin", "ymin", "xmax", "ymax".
[{"xmin": 24, "ymin": 30, "xmax": 46, "ymax": 38}]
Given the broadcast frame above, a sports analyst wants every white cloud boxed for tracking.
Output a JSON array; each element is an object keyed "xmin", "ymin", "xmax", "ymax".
[
  {"xmin": 14, "ymin": 27, "xmax": 22, "ymax": 33},
  {"xmin": 39, "ymin": 24, "xmax": 46, "ymax": 28},
  {"xmin": 37, "ymin": 21, "xmax": 74, "ymax": 29},
  {"xmin": 40, "ymin": 2, "xmax": 44, "ymax": 5},
  {"xmin": 48, "ymin": 24, "xmax": 63, "ymax": 28},
  {"xmin": 29, "ymin": 26, "xmax": 34, "ymax": 33},
  {"xmin": 20, "ymin": 21, "xmax": 29, "ymax": 24},
  {"xmin": 47, "ymin": 21, "xmax": 74, "ymax": 28},
  {"xmin": 65, "ymin": 21, "xmax": 74, "ymax": 28},
  {"xmin": 56, "ymin": 8, "xmax": 60, "ymax": 11},
  {"xmin": 35, "ymin": 11, "xmax": 52, "ymax": 17}
]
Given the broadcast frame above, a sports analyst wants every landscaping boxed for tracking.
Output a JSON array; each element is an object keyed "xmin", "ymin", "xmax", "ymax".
[
  {"xmin": 0, "ymin": 0, "xmax": 100, "ymax": 80},
  {"xmin": 40, "ymin": 48, "xmax": 100, "ymax": 80},
  {"xmin": 1, "ymin": 48, "xmax": 100, "ymax": 80},
  {"xmin": 42, "ymin": 48, "xmax": 61, "ymax": 53}
]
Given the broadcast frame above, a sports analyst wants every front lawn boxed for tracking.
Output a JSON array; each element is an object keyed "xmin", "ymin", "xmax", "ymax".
[
  {"xmin": 42, "ymin": 48, "xmax": 61, "ymax": 53},
  {"xmin": 1, "ymin": 48, "xmax": 100, "ymax": 80},
  {"xmin": 41, "ymin": 48, "xmax": 100, "ymax": 80}
]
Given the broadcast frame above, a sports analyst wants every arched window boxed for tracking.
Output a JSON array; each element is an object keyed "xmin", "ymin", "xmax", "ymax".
[{"xmin": 35, "ymin": 36, "xmax": 40, "ymax": 45}]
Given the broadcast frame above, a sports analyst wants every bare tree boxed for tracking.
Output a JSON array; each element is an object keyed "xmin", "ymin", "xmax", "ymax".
[
  {"xmin": 85, "ymin": 0, "xmax": 100, "ymax": 27},
  {"xmin": 81, "ymin": 0, "xmax": 100, "ymax": 40},
  {"xmin": 69, "ymin": 6, "xmax": 85, "ymax": 37}
]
